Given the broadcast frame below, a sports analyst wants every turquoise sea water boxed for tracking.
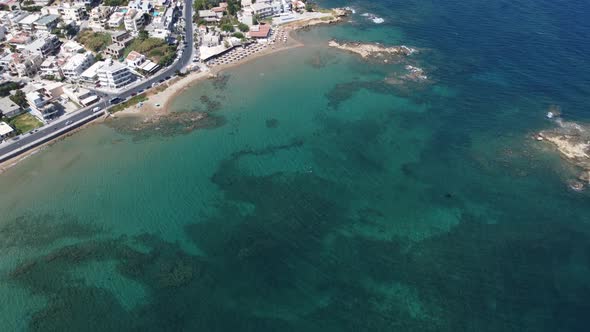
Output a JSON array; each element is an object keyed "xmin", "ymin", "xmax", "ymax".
[{"xmin": 1, "ymin": 0, "xmax": 590, "ymax": 330}]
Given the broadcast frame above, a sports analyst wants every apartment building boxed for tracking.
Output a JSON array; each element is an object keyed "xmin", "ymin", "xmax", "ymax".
[
  {"xmin": 33, "ymin": 14, "xmax": 60, "ymax": 31},
  {"xmin": 39, "ymin": 56, "xmax": 64, "ymax": 79},
  {"xmin": 23, "ymin": 34, "xmax": 61, "ymax": 57},
  {"xmin": 97, "ymin": 59, "xmax": 133, "ymax": 89},
  {"xmin": 90, "ymin": 6, "xmax": 115, "ymax": 29},
  {"xmin": 26, "ymin": 90, "xmax": 59, "ymax": 121},
  {"xmin": 124, "ymin": 9, "xmax": 145, "ymax": 33},
  {"xmin": 62, "ymin": 51, "xmax": 94, "ymax": 81},
  {"xmin": 8, "ymin": 52, "xmax": 43, "ymax": 77}
]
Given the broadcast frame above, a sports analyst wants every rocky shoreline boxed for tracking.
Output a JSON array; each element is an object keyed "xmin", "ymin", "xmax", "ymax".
[
  {"xmin": 328, "ymin": 40, "xmax": 417, "ymax": 58},
  {"xmin": 537, "ymin": 116, "xmax": 590, "ymax": 190}
]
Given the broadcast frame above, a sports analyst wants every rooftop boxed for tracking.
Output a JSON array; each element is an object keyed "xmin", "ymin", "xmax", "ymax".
[
  {"xmin": 98, "ymin": 60, "xmax": 129, "ymax": 73},
  {"xmin": 34, "ymin": 14, "xmax": 60, "ymax": 26},
  {"xmin": 19, "ymin": 14, "xmax": 41, "ymax": 25},
  {"xmin": 80, "ymin": 61, "xmax": 106, "ymax": 79},
  {"xmin": 0, "ymin": 96, "xmax": 20, "ymax": 112},
  {"xmin": 126, "ymin": 51, "xmax": 144, "ymax": 62},
  {"xmin": 62, "ymin": 52, "xmax": 93, "ymax": 70},
  {"xmin": 198, "ymin": 10, "xmax": 216, "ymax": 17},
  {"xmin": 0, "ymin": 122, "xmax": 14, "ymax": 136},
  {"xmin": 250, "ymin": 2, "xmax": 272, "ymax": 11},
  {"xmin": 249, "ymin": 23, "xmax": 271, "ymax": 38}
]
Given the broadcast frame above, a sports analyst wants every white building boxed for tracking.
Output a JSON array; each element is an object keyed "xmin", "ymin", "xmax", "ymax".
[
  {"xmin": 0, "ymin": 96, "xmax": 23, "ymax": 118},
  {"xmin": 39, "ymin": 56, "xmax": 64, "ymax": 79},
  {"xmin": 18, "ymin": 13, "xmax": 41, "ymax": 31},
  {"xmin": 128, "ymin": 0, "xmax": 153, "ymax": 12},
  {"xmin": 2, "ymin": 11, "xmax": 29, "ymax": 29},
  {"xmin": 23, "ymin": 34, "xmax": 60, "ymax": 57},
  {"xmin": 198, "ymin": 10, "xmax": 219, "ymax": 23},
  {"xmin": 90, "ymin": 6, "xmax": 115, "ymax": 29},
  {"xmin": 8, "ymin": 52, "xmax": 43, "ymax": 77},
  {"xmin": 62, "ymin": 51, "xmax": 94, "ymax": 81},
  {"xmin": 250, "ymin": 3, "xmax": 275, "ymax": 19},
  {"xmin": 26, "ymin": 90, "xmax": 58, "ymax": 121},
  {"xmin": 107, "ymin": 12, "xmax": 125, "ymax": 28},
  {"xmin": 79, "ymin": 61, "xmax": 106, "ymax": 84},
  {"xmin": 0, "ymin": 122, "xmax": 14, "ymax": 140},
  {"xmin": 124, "ymin": 9, "xmax": 145, "ymax": 33},
  {"xmin": 33, "ymin": 14, "xmax": 60, "ymax": 31},
  {"xmin": 125, "ymin": 51, "xmax": 146, "ymax": 68},
  {"xmin": 60, "ymin": 4, "xmax": 86, "ymax": 24},
  {"xmin": 61, "ymin": 40, "xmax": 85, "ymax": 55},
  {"xmin": 97, "ymin": 59, "xmax": 133, "ymax": 89},
  {"xmin": 147, "ymin": 6, "xmax": 176, "ymax": 39},
  {"xmin": 62, "ymin": 85, "xmax": 98, "ymax": 106}
]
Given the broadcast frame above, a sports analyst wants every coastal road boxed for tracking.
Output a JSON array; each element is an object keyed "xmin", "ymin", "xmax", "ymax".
[
  {"xmin": 0, "ymin": 0, "xmax": 194, "ymax": 163},
  {"xmin": 105, "ymin": 0, "xmax": 195, "ymax": 100}
]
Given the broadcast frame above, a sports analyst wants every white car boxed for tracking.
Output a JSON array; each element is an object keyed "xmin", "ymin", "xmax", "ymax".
[
  {"xmin": 92, "ymin": 107, "xmax": 101, "ymax": 113},
  {"xmin": 65, "ymin": 120, "xmax": 73, "ymax": 125}
]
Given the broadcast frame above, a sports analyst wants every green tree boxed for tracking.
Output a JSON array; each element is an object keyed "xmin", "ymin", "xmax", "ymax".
[
  {"xmin": 305, "ymin": 3, "xmax": 313, "ymax": 11},
  {"xmin": 64, "ymin": 24, "xmax": 78, "ymax": 38},
  {"xmin": 138, "ymin": 29, "xmax": 149, "ymax": 41},
  {"xmin": 221, "ymin": 24, "xmax": 234, "ymax": 32},
  {"xmin": 227, "ymin": 0, "xmax": 239, "ymax": 16},
  {"xmin": 237, "ymin": 22, "xmax": 249, "ymax": 32},
  {"xmin": 232, "ymin": 32, "xmax": 244, "ymax": 38},
  {"xmin": 193, "ymin": 0, "xmax": 206, "ymax": 11},
  {"xmin": 10, "ymin": 90, "xmax": 28, "ymax": 108},
  {"xmin": 0, "ymin": 82, "xmax": 19, "ymax": 97}
]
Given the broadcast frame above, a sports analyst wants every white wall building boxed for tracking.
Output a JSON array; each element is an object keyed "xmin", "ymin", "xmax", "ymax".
[
  {"xmin": 97, "ymin": 59, "xmax": 133, "ymax": 89},
  {"xmin": 62, "ymin": 51, "xmax": 94, "ymax": 81},
  {"xmin": 0, "ymin": 97, "xmax": 23, "ymax": 118},
  {"xmin": 198, "ymin": 10, "xmax": 219, "ymax": 23},
  {"xmin": 124, "ymin": 9, "xmax": 145, "ymax": 32},
  {"xmin": 107, "ymin": 12, "xmax": 125, "ymax": 28},
  {"xmin": 0, "ymin": 122, "xmax": 15, "ymax": 140},
  {"xmin": 23, "ymin": 34, "xmax": 60, "ymax": 57},
  {"xmin": 40, "ymin": 56, "xmax": 64, "ymax": 79},
  {"xmin": 250, "ymin": 3, "xmax": 275, "ymax": 19}
]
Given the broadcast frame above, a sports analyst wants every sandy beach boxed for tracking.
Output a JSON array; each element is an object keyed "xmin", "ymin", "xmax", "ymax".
[
  {"xmin": 116, "ymin": 29, "xmax": 305, "ymax": 119},
  {"xmin": 0, "ymin": 13, "xmax": 345, "ymax": 172}
]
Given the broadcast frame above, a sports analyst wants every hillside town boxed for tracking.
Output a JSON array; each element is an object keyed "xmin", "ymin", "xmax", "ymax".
[{"xmin": 0, "ymin": 0, "xmax": 337, "ymax": 163}]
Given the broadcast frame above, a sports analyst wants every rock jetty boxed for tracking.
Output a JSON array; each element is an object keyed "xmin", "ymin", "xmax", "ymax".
[
  {"xmin": 328, "ymin": 40, "xmax": 417, "ymax": 58},
  {"xmin": 538, "ymin": 118, "xmax": 590, "ymax": 187}
]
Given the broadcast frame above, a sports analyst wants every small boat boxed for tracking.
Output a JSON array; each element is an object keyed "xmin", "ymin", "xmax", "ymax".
[{"xmin": 546, "ymin": 111, "xmax": 554, "ymax": 119}]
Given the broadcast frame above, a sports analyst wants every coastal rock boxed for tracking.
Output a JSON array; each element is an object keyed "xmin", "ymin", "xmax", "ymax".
[
  {"xmin": 332, "ymin": 8, "xmax": 353, "ymax": 17},
  {"xmin": 538, "ymin": 117, "xmax": 590, "ymax": 187},
  {"xmin": 110, "ymin": 111, "xmax": 216, "ymax": 140},
  {"xmin": 403, "ymin": 65, "xmax": 428, "ymax": 81},
  {"xmin": 328, "ymin": 40, "xmax": 417, "ymax": 59}
]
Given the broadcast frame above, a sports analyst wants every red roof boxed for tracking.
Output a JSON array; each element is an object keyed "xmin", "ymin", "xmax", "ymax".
[{"xmin": 249, "ymin": 24, "xmax": 271, "ymax": 38}]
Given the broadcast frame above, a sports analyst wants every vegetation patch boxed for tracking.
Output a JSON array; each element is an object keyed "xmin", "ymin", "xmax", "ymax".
[
  {"xmin": 124, "ymin": 32, "xmax": 177, "ymax": 66},
  {"xmin": 78, "ymin": 30, "xmax": 111, "ymax": 53},
  {"xmin": 109, "ymin": 94, "xmax": 148, "ymax": 113},
  {"xmin": 8, "ymin": 113, "xmax": 43, "ymax": 134},
  {"xmin": 103, "ymin": 0, "xmax": 128, "ymax": 5},
  {"xmin": 0, "ymin": 82, "xmax": 19, "ymax": 97}
]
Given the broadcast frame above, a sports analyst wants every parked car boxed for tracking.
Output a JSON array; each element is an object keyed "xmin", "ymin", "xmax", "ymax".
[
  {"xmin": 110, "ymin": 97, "xmax": 122, "ymax": 105},
  {"xmin": 65, "ymin": 120, "xmax": 73, "ymax": 125},
  {"xmin": 92, "ymin": 107, "xmax": 101, "ymax": 113}
]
